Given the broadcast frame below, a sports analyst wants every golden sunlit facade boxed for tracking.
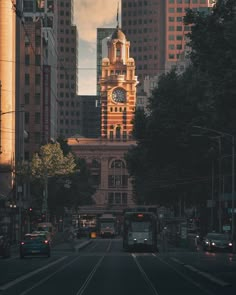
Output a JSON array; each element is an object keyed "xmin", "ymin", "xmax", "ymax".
[{"xmin": 0, "ymin": 0, "xmax": 16, "ymax": 197}]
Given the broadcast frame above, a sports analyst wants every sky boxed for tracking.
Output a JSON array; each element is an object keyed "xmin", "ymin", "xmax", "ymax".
[{"xmin": 74, "ymin": 0, "xmax": 119, "ymax": 95}]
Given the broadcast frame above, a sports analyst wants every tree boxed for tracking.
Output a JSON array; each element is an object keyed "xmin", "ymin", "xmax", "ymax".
[
  {"xmin": 30, "ymin": 142, "xmax": 76, "ymax": 218},
  {"xmin": 126, "ymin": 1, "xmax": 236, "ymax": 209},
  {"xmin": 31, "ymin": 142, "xmax": 76, "ymax": 178}
]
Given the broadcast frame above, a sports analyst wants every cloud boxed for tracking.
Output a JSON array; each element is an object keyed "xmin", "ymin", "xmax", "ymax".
[
  {"xmin": 74, "ymin": 0, "xmax": 118, "ymax": 43},
  {"xmin": 74, "ymin": 0, "xmax": 119, "ymax": 95}
]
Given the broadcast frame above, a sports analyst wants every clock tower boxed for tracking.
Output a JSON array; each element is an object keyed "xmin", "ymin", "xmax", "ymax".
[{"xmin": 99, "ymin": 24, "xmax": 138, "ymax": 140}]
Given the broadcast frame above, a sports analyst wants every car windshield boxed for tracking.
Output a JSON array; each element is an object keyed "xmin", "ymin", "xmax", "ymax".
[
  {"xmin": 206, "ymin": 234, "xmax": 229, "ymax": 240},
  {"xmin": 24, "ymin": 235, "xmax": 46, "ymax": 241}
]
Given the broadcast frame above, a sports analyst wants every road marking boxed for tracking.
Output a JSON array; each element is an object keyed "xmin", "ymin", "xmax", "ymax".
[
  {"xmin": 106, "ymin": 240, "xmax": 112, "ymax": 252},
  {"xmin": 76, "ymin": 255, "xmax": 104, "ymax": 295},
  {"xmin": 132, "ymin": 254, "xmax": 160, "ymax": 295},
  {"xmin": 153, "ymin": 254, "xmax": 215, "ymax": 295},
  {"xmin": 0, "ymin": 256, "xmax": 67, "ymax": 291},
  {"xmin": 170, "ymin": 257, "xmax": 231, "ymax": 287}
]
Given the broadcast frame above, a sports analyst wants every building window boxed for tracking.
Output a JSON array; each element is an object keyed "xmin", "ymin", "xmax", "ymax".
[
  {"xmin": 108, "ymin": 192, "xmax": 113, "ymax": 204},
  {"xmin": 35, "ymin": 55, "xmax": 41, "ymax": 66},
  {"xmin": 34, "ymin": 132, "xmax": 41, "ymax": 144},
  {"xmin": 35, "ymin": 93, "xmax": 40, "ymax": 105},
  {"xmin": 111, "ymin": 160, "xmax": 125, "ymax": 169},
  {"xmin": 35, "ymin": 36, "xmax": 41, "ymax": 47},
  {"xmin": 25, "ymin": 74, "xmax": 30, "ymax": 85},
  {"xmin": 122, "ymin": 193, "xmax": 127, "ymax": 204},
  {"xmin": 24, "ymin": 93, "xmax": 30, "ymax": 104},
  {"xmin": 25, "ymin": 55, "xmax": 30, "ymax": 65},
  {"xmin": 35, "ymin": 74, "xmax": 40, "ymax": 85},
  {"xmin": 116, "ymin": 48, "xmax": 121, "ymax": 57},
  {"xmin": 25, "ymin": 35, "xmax": 30, "ymax": 47},
  {"xmin": 116, "ymin": 126, "xmax": 121, "ymax": 139},
  {"xmin": 115, "ymin": 193, "xmax": 121, "ymax": 204},
  {"xmin": 35, "ymin": 112, "xmax": 40, "ymax": 124},
  {"xmin": 25, "ymin": 112, "xmax": 29, "ymax": 124}
]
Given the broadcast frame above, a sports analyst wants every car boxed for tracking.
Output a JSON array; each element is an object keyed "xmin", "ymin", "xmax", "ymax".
[
  {"xmin": 32, "ymin": 230, "xmax": 53, "ymax": 243},
  {"xmin": 0, "ymin": 233, "xmax": 11, "ymax": 258},
  {"xmin": 202, "ymin": 232, "xmax": 233, "ymax": 252},
  {"xmin": 20, "ymin": 233, "xmax": 51, "ymax": 258}
]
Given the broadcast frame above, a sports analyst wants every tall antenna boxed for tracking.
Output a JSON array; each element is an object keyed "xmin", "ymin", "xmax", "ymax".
[{"xmin": 116, "ymin": 0, "xmax": 119, "ymax": 28}]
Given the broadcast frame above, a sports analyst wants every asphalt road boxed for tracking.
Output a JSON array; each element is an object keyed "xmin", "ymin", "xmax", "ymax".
[{"xmin": 0, "ymin": 238, "xmax": 235, "ymax": 295}]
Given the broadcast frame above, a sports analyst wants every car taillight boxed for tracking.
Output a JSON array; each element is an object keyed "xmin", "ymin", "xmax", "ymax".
[
  {"xmin": 21, "ymin": 241, "xmax": 25, "ymax": 245},
  {"xmin": 229, "ymin": 242, "xmax": 233, "ymax": 247},
  {"xmin": 44, "ymin": 240, "xmax": 49, "ymax": 244}
]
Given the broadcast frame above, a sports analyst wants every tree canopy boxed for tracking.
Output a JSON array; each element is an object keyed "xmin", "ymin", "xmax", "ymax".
[{"xmin": 126, "ymin": 0, "xmax": 236, "ymax": 208}]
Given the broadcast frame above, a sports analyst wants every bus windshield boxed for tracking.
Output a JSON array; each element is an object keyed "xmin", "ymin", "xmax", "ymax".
[
  {"xmin": 131, "ymin": 221, "xmax": 152, "ymax": 232},
  {"xmin": 100, "ymin": 222, "xmax": 114, "ymax": 228}
]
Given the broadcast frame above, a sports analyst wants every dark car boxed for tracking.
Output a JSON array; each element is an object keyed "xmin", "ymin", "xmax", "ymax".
[
  {"xmin": 202, "ymin": 232, "xmax": 233, "ymax": 252},
  {"xmin": 20, "ymin": 233, "xmax": 51, "ymax": 258},
  {"xmin": 0, "ymin": 233, "xmax": 11, "ymax": 258}
]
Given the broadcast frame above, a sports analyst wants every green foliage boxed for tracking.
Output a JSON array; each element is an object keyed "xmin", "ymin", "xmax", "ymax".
[
  {"xmin": 31, "ymin": 142, "xmax": 76, "ymax": 179},
  {"xmin": 30, "ymin": 142, "xmax": 95, "ymax": 218},
  {"xmin": 126, "ymin": 1, "xmax": 236, "ymax": 207}
]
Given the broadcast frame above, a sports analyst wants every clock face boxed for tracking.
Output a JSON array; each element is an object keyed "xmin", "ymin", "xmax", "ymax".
[{"xmin": 112, "ymin": 88, "xmax": 126, "ymax": 103}]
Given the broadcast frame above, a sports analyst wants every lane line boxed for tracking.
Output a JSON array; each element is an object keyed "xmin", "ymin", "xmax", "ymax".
[
  {"xmin": 18, "ymin": 256, "xmax": 82, "ymax": 295},
  {"xmin": 106, "ymin": 240, "xmax": 112, "ymax": 252},
  {"xmin": 76, "ymin": 256, "xmax": 104, "ymax": 295},
  {"xmin": 132, "ymin": 254, "xmax": 160, "ymax": 295},
  {"xmin": 0, "ymin": 256, "xmax": 67, "ymax": 291},
  {"xmin": 170, "ymin": 257, "xmax": 231, "ymax": 287},
  {"xmin": 153, "ymin": 254, "xmax": 217, "ymax": 295}
]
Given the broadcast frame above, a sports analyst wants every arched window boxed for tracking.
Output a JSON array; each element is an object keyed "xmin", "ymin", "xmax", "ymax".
[
  {"xmin": 116, "ymin": 126, "xmax": 121, "ymax": 139},
  {"xmin": 111, "ymin": 159, "xmax": 125, "ymax": 169}
]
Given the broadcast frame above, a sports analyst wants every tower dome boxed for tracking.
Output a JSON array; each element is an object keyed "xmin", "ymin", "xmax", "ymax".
[{"xmin": 111, "ymin": 27, "xmax": 126, "ymax": 42}]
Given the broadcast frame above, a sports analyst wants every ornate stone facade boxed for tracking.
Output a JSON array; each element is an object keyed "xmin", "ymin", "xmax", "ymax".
[{"xmin": 68, "ymin": 25, "xmax": 138, "ymax": 211}]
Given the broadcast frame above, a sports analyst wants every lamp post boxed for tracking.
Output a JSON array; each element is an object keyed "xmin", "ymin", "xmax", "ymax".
[
  {"xmin": 193, "ymin": 126, "xmax": 235, "ymax": 242},
  {"xmin": 192, "ymin": 133, "xmax": 221, "ymax": 231}
]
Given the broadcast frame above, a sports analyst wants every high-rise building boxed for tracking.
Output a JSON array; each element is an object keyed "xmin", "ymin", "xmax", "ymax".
[
  {"xmin": 0, "ymin": 0, "xmax": 16, "ymax": 200},
  {"xmin": 76, "ymin": 95, "xmax": 100, "ymax": 138},
  {"xmin": 121, "ymin": 0, "xmax": 214, "ymax": 93},
  {"xmin": 121, "ymin": 0, "xmax": 166, "ymax": 93},
  {"xmin": 16, "ymin": 0, "xmax": 58, "ymax": 160},
  {"xmin": 164, "ymin": 0, "xmax": 214, "ymax": 73},
  {"xmin": 57, "ymin": 0, "xmax": 79, "ymax": 137}
]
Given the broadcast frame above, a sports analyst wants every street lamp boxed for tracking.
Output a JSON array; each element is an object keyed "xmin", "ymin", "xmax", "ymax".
[
  {"xmin": 192, "ymin": 133, "xmax": 222, "ymax": 231},
  {"xmin": 193, "ymin": 126, "xmax": 235, "ymax": 242}
]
